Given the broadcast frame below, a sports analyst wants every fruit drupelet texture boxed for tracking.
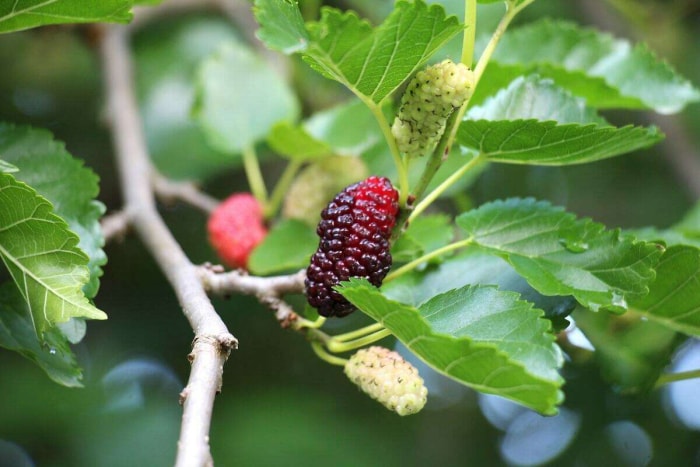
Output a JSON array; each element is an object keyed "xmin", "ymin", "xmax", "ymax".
[
  {"xmin": 207, "ymin": 193, "xmax": 267, "ymax": 270},
  {"xmin": 392, "ymin": 59, "xmax": 474, "ymax": 159},
  {"xmin": 305, "ymin": 176, "xmax": 399, "ymax": 317},
  {"xmin": 345, "ymin": 346, "xmax": 428, "ymax": 416}
]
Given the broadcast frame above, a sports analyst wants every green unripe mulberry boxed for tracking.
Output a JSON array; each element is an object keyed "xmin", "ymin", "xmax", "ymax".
[
  {"xmin": 344, "ymin": 346, "xmax": 428, "ymax": 416},
  {"xmin": 392, "ymin": 59, "xmax": 474, "ymax": 158}
]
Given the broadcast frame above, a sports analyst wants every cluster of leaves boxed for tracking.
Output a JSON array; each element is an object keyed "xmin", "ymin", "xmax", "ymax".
[
  {"xmin": 1, "ymin": 0, "xmax": 700, "ymax": 420},
  {"xmin": 250, "ymin": 0, "xmax": 700, "ymax": 414}
]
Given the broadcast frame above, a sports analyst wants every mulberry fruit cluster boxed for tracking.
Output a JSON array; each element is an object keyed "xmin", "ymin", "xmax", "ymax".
[
  {"xmin": 305, "ymin": 176, "xmax": 399, "ymax": 317},
  {"xmin": 283, "ymin": 156, "xmax": 368, "ymax": 227},
  {"xmin": 345, "ymin": 346, "xmax": 428, "ymax": 416},
  {"xmin": 391, "ymin": 59, "xmax": 474, "ymax": 158},
  {"xmin": 207, "ymin": 193, "xmax": 267, "ymax": 270}
]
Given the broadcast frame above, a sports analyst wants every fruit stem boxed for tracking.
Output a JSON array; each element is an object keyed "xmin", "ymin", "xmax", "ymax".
[
  {"xmin": 409, "ymin": 153, "xmax": 485, "ymax": 223},
  {"xmin": 368, "ymin": 101, "xmax": 410, "ymax": 207},
  {"xmin": 385, "ymin": 237, "xmax": 474, "ymax": 282},
  {"xmin": 333, "ymin": 322, "xmax": 386, "ymax": 342},
  {"xmin": 654, "ymin": 368, "xmax": 700, "ymax": 388},
  {"xmin": 311, "ymin": 341, "xmax": 348, "ymax": 366},
  {"xmin": 265, "ymin": 159, "xmax": 303, "ymax": 219},
  {"xmin": 293, "ymin": 315, "xmax": 327, "ymax": 330},
  {"xmin": 462, "ymin": 0, "xmax": 477, "ymax": 68},
  {"xmin": 242, "ymin": 144, "xmax": 269, "ymax": 206},
  {"xmin": 327, "ymin": 329, "xmax": 393, "ymax": 353}
]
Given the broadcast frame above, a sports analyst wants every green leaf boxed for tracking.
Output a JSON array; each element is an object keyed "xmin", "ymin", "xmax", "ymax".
[
  {"xmin": 304, "ymin": 99, "xmax": 383, "ymax": 156},
  {"xmin": 575, "ymin": 308, "xmax": 677, "ymax": 392},
  {"xmin": 253, "ymin": 0, "xmax": 309, "ymax": 54},
  {"xmin": 630, "ymin": 245, "xmax": 700, "ymax": 336},
  {"xmin": 391, "ymin": 214, "xmax": 454, "ymax": 263},
  {"xmin": 267, "ymin": 122, "xmax": 331, "ymax": 161},
  {"xmin": 193, "ymin": 41, "xmax": 300, "ymax": 154},
  {"xmin": 675, "ymin": 201, "xmax": 700, "ymax": 236},
  {"xmin": 483, "ymin": 20, "xmax": 700, "ymax": 113},
  {"xmin": 383, "ymin": 249, "xmax": 578, "ymax": 324},
  {"xmin": 0, "ymin": 159, "xmax": 17, "ymax": 173},
  {"xmin": 0, "ymin": 0, "xmax": 133, "ymax": 33},
  {"xmin": 456, "ymin": 198, "xmax": 662, "ymax": 313},
  {"xmin": 134, "ymin": 17, "xmax": 241, "ymax": 180},
  {"xmin": 457, "ymin": 119, "xmax": 663, "ymax": 166},
  {"xmin": 0, "ymin": 173, "xmax": 106, "ymax": 336},
  {"xmin": 255, "ymin": 0, "xmax": 463, "ymax": 104},
  {"xmin": 0, "ymin": 124, "xmax": 106, "ymax": 298},
  {"xmin": 0, "ymin": 284, "xmax": 83, "ymax": 387},
  {"xmin": 339, "ymin": 278, "xmax": 564, "ymax": 414},
  {"xmin": 463, "ymin": 75, "xmax": 664, "ymax": 165},
  {"xmin": 468, "ymin": 75, "xmax": 606, "ymax": 124},
  {"xmin": 248, "ymin": 219, "xmax": 317, "ymax": 275}
]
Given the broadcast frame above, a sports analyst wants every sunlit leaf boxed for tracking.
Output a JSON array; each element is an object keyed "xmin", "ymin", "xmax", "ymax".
[
  {"xmin": 255, "ymin": 0, "xmax": 463, "ymax": 104},
  {"xmin": 0, "ymin": 0, "xmax": 133, "ymax": 33},
  {"xmin": 0, "ymin": 173, "xmax": 106, "ymax": 336},
  {"xmin": 0, "ymin": 124, "xmax": 106, "ymax": 298}
]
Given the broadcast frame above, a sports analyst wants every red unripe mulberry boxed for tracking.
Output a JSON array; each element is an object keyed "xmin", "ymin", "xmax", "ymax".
[
  {"xmin": 208, "ymin": 193, "xmax": 267, "ymax": 269},
  {"xmin": 305, "ymin": 176, "xmax": 399, "ymax": 317}
]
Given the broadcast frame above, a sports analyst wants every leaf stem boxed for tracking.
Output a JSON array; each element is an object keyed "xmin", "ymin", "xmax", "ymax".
[
  {"xmin": 409, "ymin": 153, "xmax": 485, "ymax": 223},
  {"xmin": 462, "ymin": 0, "xmax": 477, "ymax": 67},
  {"xmin": 265, "ymin": 159, "xmax": 303, "ymax": 219},
  {"xmin": 311, "ymin": 341, "xmax": 348, "ymax": 366},
  {"xmin": 327, "ymin": 329, "xmax": 393, "ymax": 353},
  {"xmin": 333, "ymin": 322, "xmax": 386, "ymax": 342},
  {"xmin": 242, "ymin": 144, "xmax": 268, "ymax": 206},
  {"xmin": 385, "ymin": 237, "xmax": 474, "ymax": 282},
  {"xmin": 368, "ymin": 101, "xmax": 410, "ymax": 207},
  {"xmin": 654, "ymin": 369, "xmax": 700, "ymax": 388}
]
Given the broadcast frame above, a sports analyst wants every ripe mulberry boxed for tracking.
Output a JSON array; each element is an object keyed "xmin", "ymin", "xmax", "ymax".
[
  {"xmin": 305, "ymin": 176, "xmax": 399, "ymax": 317},
  {"xmin": 392, "ymin": 59, "xmax": 474, "ymax": 158},
  {"xmin": 283, "ymin": 156, "xmax": 368, "ymax": 227},
  {"xmin": 207, "ymin": 193, "xmax": 267, "ymax": 269},
  {"xmin": 345, "ymin": 346, "xmax": 428, "ymax": 416}
]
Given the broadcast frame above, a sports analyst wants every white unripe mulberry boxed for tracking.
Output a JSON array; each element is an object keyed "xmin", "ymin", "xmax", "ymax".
[
  {"xmin": 344, "ymin": 346, "xmax": 428, "ymax": 416},
  {"xmin": 391, "ymin": 59, "xmax": 474, "ymax": 158}
]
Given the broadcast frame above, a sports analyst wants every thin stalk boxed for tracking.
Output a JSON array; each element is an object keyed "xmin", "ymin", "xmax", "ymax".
[
  {"xmin": 265, "ymin": 159, "xmax": 303, "ymax": 219},
  {"xmin": 312, "ymin": 341, "xmax": 348, "ymax": 366},
  {"xmin": 655, "ymin": 369, "xmax": 700, "ymax": 388},
  {"xmin": 334, "ymin": 322, "xmax": 386, "ymax": 343},
  {"xmin": 327, "ymin": 329, "xmax": 393, "ymax": 353},
  {"xmin": 462, "ymin": 0, "xmax": 477, "ymax": 67},
  {"xmin": 368, "ymin": 101, "xmax": 410, "ymax": 207},
  {"xmin": 447, "ymin": 0, "xmax": 534, "ymax": 149},
  {"xmin": 409, "ymin": 153, "xmax": 485, "ymax": 223},
  {"xmin": 242, "ymin": 144, "xmax": 268, "ymax": 205},
  {"xmin": 293, "ymin": 315, "xmax": 327, "ymax": 330},
  {"xmin": 385, "ymin": 237, "xmax": 473, "ymax": 282}
]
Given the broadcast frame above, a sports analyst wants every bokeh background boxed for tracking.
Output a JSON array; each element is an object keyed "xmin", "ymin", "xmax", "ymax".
[{"xmin": 1, "ymin": 1, "xmax": 699, "ymax": 466}]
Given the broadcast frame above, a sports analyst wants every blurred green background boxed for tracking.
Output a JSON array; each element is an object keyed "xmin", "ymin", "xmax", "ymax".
[{"xmin": 1, "ymin": 1, "xmax": 700, "ymax": 466}]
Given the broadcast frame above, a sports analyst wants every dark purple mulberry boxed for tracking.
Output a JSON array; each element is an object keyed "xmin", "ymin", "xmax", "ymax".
[{"xmin": 305, "ymin": 176, "xmax": 399, "ymax": 317}]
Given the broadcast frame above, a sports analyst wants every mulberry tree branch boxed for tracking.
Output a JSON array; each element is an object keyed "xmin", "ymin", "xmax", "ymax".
[
  {"xmin": 199, "ymin": 267, "xmax": 306, "ymax": 327},
  {"xmin": 100, "ymin": 25, "xmax": 237, "ymax": 467}
]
